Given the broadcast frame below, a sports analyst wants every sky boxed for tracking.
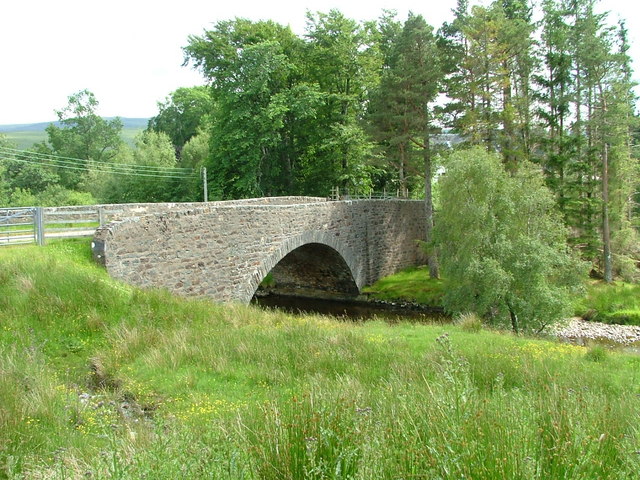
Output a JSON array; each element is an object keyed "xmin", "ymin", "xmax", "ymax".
[{"xmin": 1, "ymin": 0, "xmax": 639, "ymax": 125}]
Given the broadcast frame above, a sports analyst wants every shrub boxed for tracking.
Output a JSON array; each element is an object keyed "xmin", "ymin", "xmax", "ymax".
[{"xmin": 601, "ymin": 310, "xmax": 640, "ymax": 326}]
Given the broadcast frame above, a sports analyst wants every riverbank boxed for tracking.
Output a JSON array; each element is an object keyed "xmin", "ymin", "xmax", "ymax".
[{"xmin": 552, "ymin": 317, "xmax": 640, "ymax": 346}]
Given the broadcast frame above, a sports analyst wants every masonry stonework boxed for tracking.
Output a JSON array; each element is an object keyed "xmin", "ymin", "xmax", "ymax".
[{"xmin": 92, "ymin": 197, "xmax": 427, "ymax": 304}]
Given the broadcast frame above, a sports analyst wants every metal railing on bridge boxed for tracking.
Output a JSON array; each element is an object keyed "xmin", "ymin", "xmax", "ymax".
[{"xmin": 329, "ymin": 187, "xmax": 411, "ymax": 201}]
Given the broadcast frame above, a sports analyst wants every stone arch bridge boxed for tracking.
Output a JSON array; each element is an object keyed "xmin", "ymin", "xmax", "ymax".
[{"xmin": 92, "ymin": 197, "xmax": 427, "ymax": 304}]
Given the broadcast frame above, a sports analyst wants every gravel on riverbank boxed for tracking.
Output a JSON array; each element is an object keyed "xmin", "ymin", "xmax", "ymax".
[{"xmin": 551, "ymin": 317, "xmax": 640, "ymax": 346}]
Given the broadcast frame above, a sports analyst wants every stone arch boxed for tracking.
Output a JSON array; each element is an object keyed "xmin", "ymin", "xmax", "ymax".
[{"xmin": 245, "ymin": 231, "xmax": 365, "ymax": 302}]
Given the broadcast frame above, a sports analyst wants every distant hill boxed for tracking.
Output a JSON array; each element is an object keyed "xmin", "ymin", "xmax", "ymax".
[{"xmin": 0, "ymin": 118, "xmax": 149, "ymax": 149}]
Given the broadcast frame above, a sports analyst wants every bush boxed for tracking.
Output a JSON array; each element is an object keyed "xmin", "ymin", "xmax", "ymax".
[{"xmin": 600, "ymin": 310, "xmax": 640, "ymax": 326}]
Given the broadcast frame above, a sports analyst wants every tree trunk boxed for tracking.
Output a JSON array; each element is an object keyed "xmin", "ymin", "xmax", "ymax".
[
  {"xmin": 502, "ymin": 59, "xmax": 516, "ymax": 170},
  {"xmin": 399, "ymin": 143, "xmax": 406, "ymax": 193},
  {"xmin": 599, "ymin": 86, "xmax": 613, "ymax": 283},
  {"xmin": 424, "ymin": 128, "xmax": 439, "ymax": 279},
  {"xmin": 602, "ymin": 140, "xmax": 613, "ymax": 282},
  {"xmin": 507, "ymin": 300, "xmax": 519, "ymax": 334}
]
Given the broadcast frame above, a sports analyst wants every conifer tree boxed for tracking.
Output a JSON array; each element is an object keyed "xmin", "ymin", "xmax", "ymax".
[{"xmin": 370, "ymin": 13, "xmax": 442, "ymax": 277}]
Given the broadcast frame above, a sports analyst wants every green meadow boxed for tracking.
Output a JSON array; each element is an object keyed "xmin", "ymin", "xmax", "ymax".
[
  {"xmin": 1, "ymin": 119, "xmax": 146, "ymax": 149},
  {"xmin": 1, "ymin": 240, "xmax": 638, "ymax": 479}
]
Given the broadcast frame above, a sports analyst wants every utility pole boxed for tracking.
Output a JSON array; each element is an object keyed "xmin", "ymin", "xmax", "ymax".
[{"xmin": 201, "ymin": 167, "xmax": 208, "ymax": 202}]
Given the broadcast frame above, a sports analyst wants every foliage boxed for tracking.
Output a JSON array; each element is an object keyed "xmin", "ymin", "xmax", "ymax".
[
  {"xmin": 584, "ymin": 344, "xmax": 608, "ymax": 362},
  {"xmin": 41, "ymin": 89, "xmax": 124, "ymax": 189},
  {"xmin": 370, "ymin": 13, "xmax": 441, "ymax": 192},
  {"xmin": 4, "ymin": 185, "xmax": 96, "ymax": 207},
  {"xmin": 455, "ymin": 312, "xmax": 483, "ymax": 332},
  {"xmin": 179, "ymin": 129, "xmax": 210, "ymax": 169},
  {"xmin": 4, "ymin": 187, "xmax": 36, "ymax": 207},
  {"xmin": 434, "ymin": 147, "xmax": 586, "ymax": 333},
  {"xmin": 184, "ymin": 13, "xmax": 381, "ymax": 198},
  {"xmin": 534, "ymin": 0, "xmax": 638, "ymax": 278},
  {"xmin": 1, "ymin": 241, "xmax": 639, "ymax": 478},
  {"xmin": 438, "ymin": 0, "xmax": 536, "ymax": 167},
  {"xmin": 187, "ymin": 20, "xmax": 312, "ymax": 198},
  {"xmin": 147, "ymin": 86, "xmax": 213, "ymax": 156},
  {"xmin": 99, "ymin": 131, "xmax": 182, "ymax": 204}
]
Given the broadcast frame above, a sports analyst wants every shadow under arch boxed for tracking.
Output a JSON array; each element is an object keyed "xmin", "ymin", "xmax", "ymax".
[{"xmin": 248, "ymin": 231, "xmax": 364, "ymax": 301}]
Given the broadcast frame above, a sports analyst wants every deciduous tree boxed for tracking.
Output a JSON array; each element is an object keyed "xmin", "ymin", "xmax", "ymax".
[
  {"xmin": 42, "ymin": 90, "xmax": 123, "ymax": 189},
  {"xmin": 434, "ymin": 147, "xmax": 584, "ymax": 333},
  {"xmin": 147, "ymin": 86, "xmax": 213, "ymax": 157}
]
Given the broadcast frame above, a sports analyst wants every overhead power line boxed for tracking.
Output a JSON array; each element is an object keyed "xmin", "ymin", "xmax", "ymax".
[
  {"xmin": 0, "ymin": 146, "xmax": 194, "ymax": 173},
  {"xmin": 0, "ymin": 147, "xmax": 197, "ymax": 179}
]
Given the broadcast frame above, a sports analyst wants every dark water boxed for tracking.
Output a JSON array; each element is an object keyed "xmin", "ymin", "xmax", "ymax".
[{"xmin": 251, "ymin": 293, "xmax": 448, "ymax": 323}]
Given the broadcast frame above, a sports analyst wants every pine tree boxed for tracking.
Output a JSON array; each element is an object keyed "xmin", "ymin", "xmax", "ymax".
[
  {"xmin": 439, "ymin": 1, "xmax": 535, "ymax": 168},
  {"xmin": 370, "ymin": 13, "xmax": 442, "ymax": 278}
]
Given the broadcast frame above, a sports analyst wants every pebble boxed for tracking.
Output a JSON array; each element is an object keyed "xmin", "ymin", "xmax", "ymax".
[{"xmin": 551, "ymin": 317, "xmax": 640, "ymax": 346}]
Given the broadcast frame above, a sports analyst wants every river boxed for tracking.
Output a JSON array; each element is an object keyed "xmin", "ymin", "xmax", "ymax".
[{"xmin": 251, "ymin": 293, "xmax": 448, "ymax": 323}]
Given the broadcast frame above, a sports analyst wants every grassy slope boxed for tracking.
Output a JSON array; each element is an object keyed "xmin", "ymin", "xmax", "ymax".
[
  {"xmin": 1, "ymin": 240, "xmax": 639, "ymax": 479},
  {"xmin": 361, "ymin": 265, "xmax": 444, "ymax": 305},
  {"xmin": 575, "ymin": 280, "xmax": 640, "ymax": 325}
]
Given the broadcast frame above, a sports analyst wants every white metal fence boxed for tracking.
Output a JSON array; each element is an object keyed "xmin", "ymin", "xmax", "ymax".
[
  {"xmin": 0, "ymin": 207, "xmax": 40, "ymax": 246},
  {"xmin": 0, "ymin": 205, "xmax": 125, "ymax": 247}
]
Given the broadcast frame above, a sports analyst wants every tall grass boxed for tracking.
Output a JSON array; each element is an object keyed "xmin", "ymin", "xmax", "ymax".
[
  {"xmin": 576, "ymin": 281, "xmax": 640, "ymax": 325},
  {"xmin": 1, "ymin": 241, "xmax": 639, "ymax": 478}
]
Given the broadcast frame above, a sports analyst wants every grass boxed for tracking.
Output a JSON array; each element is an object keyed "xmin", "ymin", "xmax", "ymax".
[
  {"xmin": 575, "ymin": 280, "xmax": 640, "ymax": 326},
  {"xmin": 1, "ymin": 240, "xmax": 639, "ymax": 478},
  {"xmin": 361, "ymin": 265, "xmax": 444, "ymax": 306}
]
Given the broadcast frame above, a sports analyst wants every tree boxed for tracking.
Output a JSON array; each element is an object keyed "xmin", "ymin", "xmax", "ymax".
[
  {"xmin": 180, "ymin": 129, "xmax": 210, "ymax": 170},
  {"xmin": 535, "ymin": 0, "xmax": 575, "ymax": 218},
  {"xmin": 433, "ymin": 147, "xmax": 584, "ymax": 333},
  {"xmin": 42, "ymin": 89, "xmax": 123, "ymax": 189},
  {"xmin": 370, "ymin": 13, "xmax": 442, "ymax": 277},
  {"xmin": 185, "ymin": 19, "xmax": 324, "ymax": 198},
  {"xmin": 438, "ymin": 1, "xmax": 535, "ymax": 167},
  {"xmin": 302, "ymin": 10, "xmax": 381, "ymax": 195},
  {"xmin": 178, "ymin": 130, "xmax": 211, "ymax": 202},
  {"xmin": 100, "ymin": 131, "xmax": 180, "ymax": 203},
  {"xmin": 184, "ymin": 14, "xmax": 380, "ymax": 199},
  {"xmin": 147, "ymin": 86, "xmax": 213, "ymax": 157}
]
